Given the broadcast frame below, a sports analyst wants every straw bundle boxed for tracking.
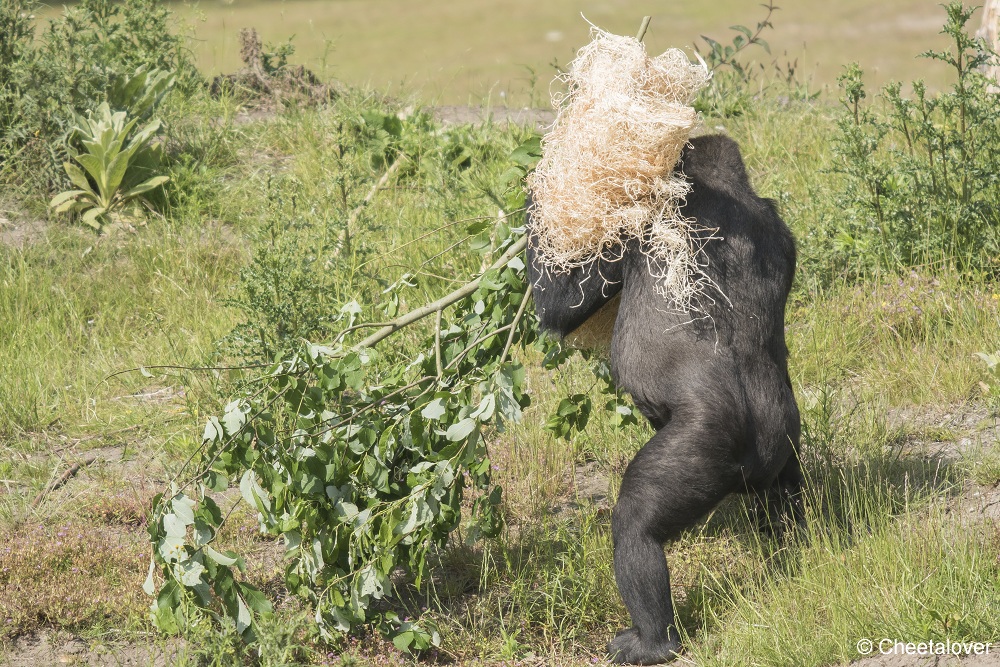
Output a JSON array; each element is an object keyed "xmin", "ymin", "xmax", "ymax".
[{"xmin": 527, "ymin": 26, "xmax": 711, "ymax": 307}]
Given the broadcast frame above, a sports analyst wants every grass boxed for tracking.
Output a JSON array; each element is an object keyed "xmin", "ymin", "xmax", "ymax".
[
  {"xmin": 37, "ymin": 0, "xmax": 969, "ymax": 106},
  {"xmin": 4, "ymin": 7, "xmax": 1000, "ymax": 664}
]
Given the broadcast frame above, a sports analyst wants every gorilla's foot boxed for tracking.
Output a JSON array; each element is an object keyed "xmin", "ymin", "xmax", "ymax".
[{"xmin": 607, "ymin": 627, "xmax": 681, "ymax": 665}]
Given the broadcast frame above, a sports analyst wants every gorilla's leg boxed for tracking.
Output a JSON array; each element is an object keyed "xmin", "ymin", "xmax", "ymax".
[
  {"xmin": 752, "ymin": 453, "xmax": 805, "ymax": 537},
  {"xmin": 607, "ymin": 417, "xmax": 742, "ymax": 665}
]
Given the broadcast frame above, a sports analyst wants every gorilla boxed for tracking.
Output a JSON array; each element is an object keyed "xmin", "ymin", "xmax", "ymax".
[{"xmin": 526, "ymin": 134, "xmax": 802, "ymax": 664}]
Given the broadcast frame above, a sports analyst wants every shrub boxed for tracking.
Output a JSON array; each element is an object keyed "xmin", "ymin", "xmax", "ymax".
[
  {"xmin": 0, "ymin": 0, "xmax": 38, "ymax": 172},
  {"xmin": 693, "ymin": 3, "xmax": 776, "ymax": 118},
  {"xmin": 0, "ymin": 0, "xmax": 198, "ymax": 191},
  {"xmin": 692, "ymin": 2, "xmax": 817, "ymax": 118},
  {"xmin": 831, "ymin": 3, "xmax": 1000, "ymax": 274}
]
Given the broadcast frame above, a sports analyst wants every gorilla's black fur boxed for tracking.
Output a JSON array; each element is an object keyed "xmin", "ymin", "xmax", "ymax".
[{"xmin": 527, "ymin": 135, "xmax": 802, "ymax": 665}]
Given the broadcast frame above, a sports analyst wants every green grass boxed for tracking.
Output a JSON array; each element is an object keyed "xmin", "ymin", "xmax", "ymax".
[
  {"xmin": 4, "ymin": 12, "xmax": 1000, "ymax": 663},
  {"xmin": 37, "ymin": 0, "xmax": 970, "ymax": 106},
  {"xmin": 0, "ymin": 223, "xmax": 240, "ymax": 437}
]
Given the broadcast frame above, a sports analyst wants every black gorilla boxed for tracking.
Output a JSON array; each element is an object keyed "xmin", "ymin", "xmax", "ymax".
[{"xmin": 526, "ymin": 135, "xmax": 802, "ymax": 665}]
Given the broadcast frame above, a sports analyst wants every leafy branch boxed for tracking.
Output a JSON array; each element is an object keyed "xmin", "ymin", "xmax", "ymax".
[
  {"xmin": 146, "ymin": 16, "xmax": 650, "ymax": 654},
  {"xmin": 353, "ymin": 235, "xmax": 528, "ymax": 350},
  {"xmin": 146, "ymin": 218, "xmax": 540, "ymax": 649}
]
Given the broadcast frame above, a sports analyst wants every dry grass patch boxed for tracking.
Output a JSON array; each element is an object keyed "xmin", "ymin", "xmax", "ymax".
[{"xmin": 0, "ymin": 522, "xmax": 149, "ymax": 641}]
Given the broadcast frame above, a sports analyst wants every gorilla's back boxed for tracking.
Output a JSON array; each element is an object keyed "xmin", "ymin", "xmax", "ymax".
[{"xmin": 609, "ymin": 135, "xmax": 799, "ymax": 479}]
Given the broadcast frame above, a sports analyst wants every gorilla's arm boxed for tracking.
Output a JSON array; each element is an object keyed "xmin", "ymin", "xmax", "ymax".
[{"xmin": 525, "ymin": 194, "xmax": 624, "ymax": 339}]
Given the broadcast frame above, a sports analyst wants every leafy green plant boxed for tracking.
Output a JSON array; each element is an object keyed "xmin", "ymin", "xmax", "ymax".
[
  {"xmin": 109, "ymin": 65, "xmax": 177, "ymax": 122},
  {"xmin": 691, "ymin": 3, "xmax": 819, "ymax": 116},
  {"xmin": 146, "ymin": 127, "xmax": 636, "ymax": 650},
  {"xmin": 1, "ymin": 0, "xmax": 196, "ymax": 190},
  {"xmin": 49, "ymin": 102, "xmax": 169, "ymax": 230},
  {"xmin": 0, "ymin": 0, "xmax": 39, "ymax": 171},
  {"xmin": 831, "ymin": 3, "xmax": 1000, "ymax": 273},
  {"xmin": 148, "ymin": 227, "xmax": 532, "ymax": 648},
  {"xmin": 498, "ymin": 135, "xmax": 542, "ymax": 189},
  {"xmin": 693, "ymin": 2, "xmax": 775, "ymax": 117},
  {"xmin": 224, "ymin": 207, "xmax": 345, "ymax": 362}
]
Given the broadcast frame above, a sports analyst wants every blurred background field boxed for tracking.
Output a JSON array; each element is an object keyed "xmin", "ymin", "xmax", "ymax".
[{"xmin": 38, "ymin": 0, "xmax": 971, "ymax": 105}]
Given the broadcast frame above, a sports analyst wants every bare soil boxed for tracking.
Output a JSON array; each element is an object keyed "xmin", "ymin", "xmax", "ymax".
[
  {"xmin": 1, "ymin": 632, "xmax": 179, "ymax": 667},
  {"xmin": 0, "ymin": 214, "xmax": 47, "ymax": 250}
]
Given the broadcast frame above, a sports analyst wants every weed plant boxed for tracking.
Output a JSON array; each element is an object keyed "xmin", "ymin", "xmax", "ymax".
[
  {"xmin": 832, "ymin": 3, "xmax": 1000, "ymax": 275},
  {"xmin": 0, "ymin": 0, "xmax": 198, "ymax": 193}
]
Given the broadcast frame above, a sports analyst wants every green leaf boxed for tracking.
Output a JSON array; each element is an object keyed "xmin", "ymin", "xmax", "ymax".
[
  {"xmin": 470, "ymin": 394, "xmax": 495, "ymax": 422},
  {"xmin": 163, "ymin": 513, "xmax": 187, "ymax": 537},
  {"xmin": 465, "ymin": 220, "xmax": 491, "ymax": 235},
  {"xmin": 123, "ymin": 175, "xmax": 169, "ymax": 199},
  {"xmin": 178, "ymin": 559, "xmax": 206, "ymax": 587},
  {"xmin": 357, "ymin": 566, "xmax": 382, "ymax": 597},
  {"xmin": 63, "ymin": 162, "xmax": 93, "ymax": 192},
  {"xmin": 392, "ymin": 631, "xmax": 414, "ymax": 651},
  {"xmin": 203, "ymin": 545, "xmax": 239, "ymax": 566},
  {"xmin": 235, "ymin": 593, "xmax": 252, "ymax": 636},
  {"xmin": 730, "ymin": 24, "xmax": 753, "ymax": 39},
  {"xmin": 157, "ymin": 533, "xmax": 185, "ymax": 562},
  {"xmin": 498, "ymin": 165, "xmax": 526, "ymax": 188},
  {"xmin": 203, "ymin": 416, "xmax": 223, "ymax": 443},
  {"xmin": 171, "ymin": 495, "xmax": 196, "ymax": 526},
  {"xmin": 54, "ymin": 196, "xmax": 90, "ymax": 215},
  {"xmin": 198, "ymin": 496, "xmax": 225, "ymax": 526},
  {"xmin": 192, "ymin": 519, "xmax": 213, "ymax": 547},
  {"xmin": 240, "ymin": 470, "xmax": 271, "ymax": 513},
  {"xmin": 509, "ymin": 135, "xmax": 542, "ymax": 166},
  {"xmin": 74, "ymin": 154, "xmax": 107, "ymax": 197},
  {"xmin": 445, "ymin": 417, "xmax": 477, "ymax": 442},
  {"xmin": 151, "ymin": 581, "xmax": 181, "ymax": 633},
  {"xmin": 204, "ymin": 471, "xmax": 228, "ymax": 492},
  {"xmin": 221, "ymin": 400, "xmax": 247, "ymax": 436},
  {"xmin": 142, "ymin": 559, "xmax": 156, "ymax": 595},
  {"xmin": 240, "ymin": 583, "xmax": 273, "ymax": 615},
  {"xmin": 105, "ymin": 151, "xmax": 131, "ymax": 194},
  {"xmin": 421, "ymin": 398, "xmax": 447, "ymax": 420},
  {"xmin": 81, "ymin": 207, "xmax": 107, "ymax": 230},
  {"xmin": 49, "ymin": 190, "xmax": 87, "ymax": 210}
]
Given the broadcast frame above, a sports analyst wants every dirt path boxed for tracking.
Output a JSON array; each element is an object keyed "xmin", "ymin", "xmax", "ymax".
[{"xmin": 0, "ymin": 214, "xmax": 47, "ymax": 250}]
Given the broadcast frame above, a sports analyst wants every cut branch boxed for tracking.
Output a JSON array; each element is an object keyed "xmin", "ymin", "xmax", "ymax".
[
  {"xmin": 500, "ymin": 284, "xmax": 533, "ymax": 366},
  {"xmin": 635, "ymin": 16, "xmax": 651, "ymax": 42},
  {"xmin": 31, "ymin": 456, "xmax": 98, "ymax": 509},
  {"xmin": 353, "ymin": 236, "xmax": 528, "ymax": 350}
]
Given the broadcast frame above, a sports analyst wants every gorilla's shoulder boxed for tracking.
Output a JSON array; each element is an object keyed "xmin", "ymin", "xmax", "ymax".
[{"xmin": 679, "ymin": 134, "xmax": 752, "ymax": 192}]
